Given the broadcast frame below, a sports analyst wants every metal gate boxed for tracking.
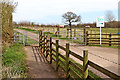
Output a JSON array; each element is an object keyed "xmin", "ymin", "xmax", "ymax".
[
  {"xmin": 14, "ymin": 31, "xmax": 39, "ymax": 46},
  {"xmin": 42, "ymin": 28, "xmax": 87, "ymax": 46}
]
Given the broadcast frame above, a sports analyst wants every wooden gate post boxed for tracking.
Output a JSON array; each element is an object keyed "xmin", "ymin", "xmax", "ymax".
[
  {"xmin": 56, "ymin": 40, "xmax": 59, "ymax": 71},
  {"xmin": 66, "ymin": 43, "xmax": 70, "ymax": 79},
  {"xmin": 50, "ymin": 37, "xmax": 52, "ymax": 64},
  {"xmin": 83, "ymin": 50, "xmax": 88, "ymax": 80}
]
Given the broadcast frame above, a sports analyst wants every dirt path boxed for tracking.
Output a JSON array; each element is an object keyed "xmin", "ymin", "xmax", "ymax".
[
  {"xmin": 15, "ymin": 29, "xmax": 120, "ymax": 78},
  {"xmin": 24, "ymin": 44, "xmax": 58, "ymax": 78}
]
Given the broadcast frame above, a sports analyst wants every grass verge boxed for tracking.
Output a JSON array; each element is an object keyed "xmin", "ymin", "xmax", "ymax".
[{"xmin": 2, "ymin": 43, "xmax": 28, "ymax": 78}]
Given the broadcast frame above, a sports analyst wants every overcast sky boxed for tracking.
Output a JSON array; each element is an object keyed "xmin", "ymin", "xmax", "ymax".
[{"xmin": 13, "ymin": 0, "xmax": 119, "ymax": 25}]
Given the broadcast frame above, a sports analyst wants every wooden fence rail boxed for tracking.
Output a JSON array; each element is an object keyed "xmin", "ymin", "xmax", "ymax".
[
  {"xmin": 86, "ymin": 32, "xmax": 120, "ymax": 46},
  {"xmin": 39, "ymin": 30, "xmax": 120, "ymax": 80}
]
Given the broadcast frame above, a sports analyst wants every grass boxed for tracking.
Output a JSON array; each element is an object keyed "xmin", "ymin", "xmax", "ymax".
[
  {"xmin": 15, "ymin": 27, "xmax": 37, "ymax": 32},
  {"xmin": 52, "ymin": 53, "xmax": 103, "ymax": 80},
  {"xmin": 2, "ymin": 43, "xmax": 28, "ymax": 78}
]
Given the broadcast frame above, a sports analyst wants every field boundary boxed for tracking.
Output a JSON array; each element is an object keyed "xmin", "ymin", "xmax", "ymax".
[{"xmin": 86, "ymin": 31, "xmax": 120, "ymax": 46}]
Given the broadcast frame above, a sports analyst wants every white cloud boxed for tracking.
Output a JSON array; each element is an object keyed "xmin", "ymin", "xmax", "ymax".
[{"xmin": 13, "ymin": 0, "xmax": 119, "ymax": 23}]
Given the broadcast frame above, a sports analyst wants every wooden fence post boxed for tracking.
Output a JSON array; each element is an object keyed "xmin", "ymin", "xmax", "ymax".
[
  {"xmin": 74, "ymin": 28, "xmax": 76, "ymax": 38},
  {"xmin": 66, "ymin": 43, "xmax": 70, "ymax": 79},
  {"xmin": 40, "ymin": 31, "xmax": 43, "ymax": 54},
  {"xmin": 83, "ymin": 28, "xmax": 86, "ymax": 44},
  {"xmin": 109, "ymin": 34, "xmax": 111, "ymax": 46},
  {"xmin": 50, "ymin": 37, "xmax": 52, "ymax": 64},
  {"xmin": 43, "ymin": 34, "xmax": 46, "ymax": 54},
  {"xmin": 67, "ymin": 28, "xmax": 69, "ymax": 38},
  {"xmin": 44, "ymin": 35, "xmax": 47, "ymax": 55},
  {"xmin": 56, "ymin": 40, "xmax": 59, "ymax": 71},
  {"xmin": 39, "ymin": 30, "xmax": 42, "ymax": 47},
  {"xmin": 86, "ymin": 31, "xmax": 89, "ymax": 45},
  {"xmin": 45, "ymin": 35, "xmax": 49, "ymax": 58},
  {"xmin": 83, "ymin": 50, "xmax": 88, "ymax": 80}
]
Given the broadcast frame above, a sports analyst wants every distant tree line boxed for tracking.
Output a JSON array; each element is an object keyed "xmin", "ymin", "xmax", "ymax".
[{"xmin": 14, "ymin": 21, "xmax": 119, "ymax": 28}]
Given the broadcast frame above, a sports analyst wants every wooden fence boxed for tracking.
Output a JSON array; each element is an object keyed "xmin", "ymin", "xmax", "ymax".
[
  {"xmin": 86, "ymin": 32, "xmax": 120, "ymax": 46},
  {"xmin": 39, "ymin": 30, "xmax": 120, "ymax": 80}
]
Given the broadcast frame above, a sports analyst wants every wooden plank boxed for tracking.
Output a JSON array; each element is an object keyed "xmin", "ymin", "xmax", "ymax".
[
  {"xmin": 59, "ymin": 45, "xmax": 66, "ymax": 51},
  {"xmin": 46, "ymin": 46, "xmax": 50, "ymax": 49},
  {"xmin": 88, "ymin": 43, "xmax": 120, "ymax": 45},
  {"xmin": 59, "ymin": 59, "xmax": 66, "ymax": 68},
  {"xmin": 87, "ymin": 43, "xmax": 109, "ymax": 44},
  {"xmin": 88, "ymin": 40, "xmax": 120, "ymax": 42},
  {"xmin": 69, "ymin": 61, "xmax": 82, "ymax": 74},
  {"xmin": 59, "ymin": 53, "xmax": 66, "ymax": 60},
  {"xmin": 88, "ymin": 60, "xmax": 120, "ymax": 79},
  {"xmin": 52, "ymin": 42, "xmax": 56, "ymax": 46},
  {"xmin": 87, "ymin": 75, "xmax": 96, "ymax": 80},
  {"xmin": 52, "ymin": 53, "xmax": 56, "ymax": 57},
  {"xmin": 52, "ymin": 57, "xmax": 55, "ymax": 61},
  {"xmin": 52, "ymin": 48, "xmax": 56, "ymax": 53},
  {"xmin": 88, "ymin": 34, "xmax": 120, "ymax": 35},
  {"xmin": 70, "ymin": 68, "xmax": 82, "ymax": 79},
  {"xmin": 87, "ymin": 38, "xmax": 120, "ymax": 39},
  {"xmin": 70, "ymin": 51, "xmax": 83, "ymax": 61}
]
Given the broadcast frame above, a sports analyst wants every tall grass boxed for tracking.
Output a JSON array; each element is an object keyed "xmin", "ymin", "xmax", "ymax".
[{"xmin": 2, "ymin": 43, "xmax": 28, "ymax": 78}]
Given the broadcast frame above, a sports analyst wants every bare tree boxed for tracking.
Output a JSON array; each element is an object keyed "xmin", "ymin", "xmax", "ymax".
[
  {"xmin": 105, "ymin": 10, "xmax": 116, "ymax": 22},
  {"xmin": 62, "ymin": 12, "xmax": 81, "ymax": 38}
]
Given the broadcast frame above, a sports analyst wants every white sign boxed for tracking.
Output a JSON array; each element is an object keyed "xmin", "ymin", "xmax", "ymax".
[{"xmin": 96, "ymin": 17, "xmax": 104, "ymax": 27}]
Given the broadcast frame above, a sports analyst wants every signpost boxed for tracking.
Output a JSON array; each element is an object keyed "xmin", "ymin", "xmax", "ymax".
[{"xmin": 96, "ymin": 17, "xmax": 104, "ymax": 45}]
